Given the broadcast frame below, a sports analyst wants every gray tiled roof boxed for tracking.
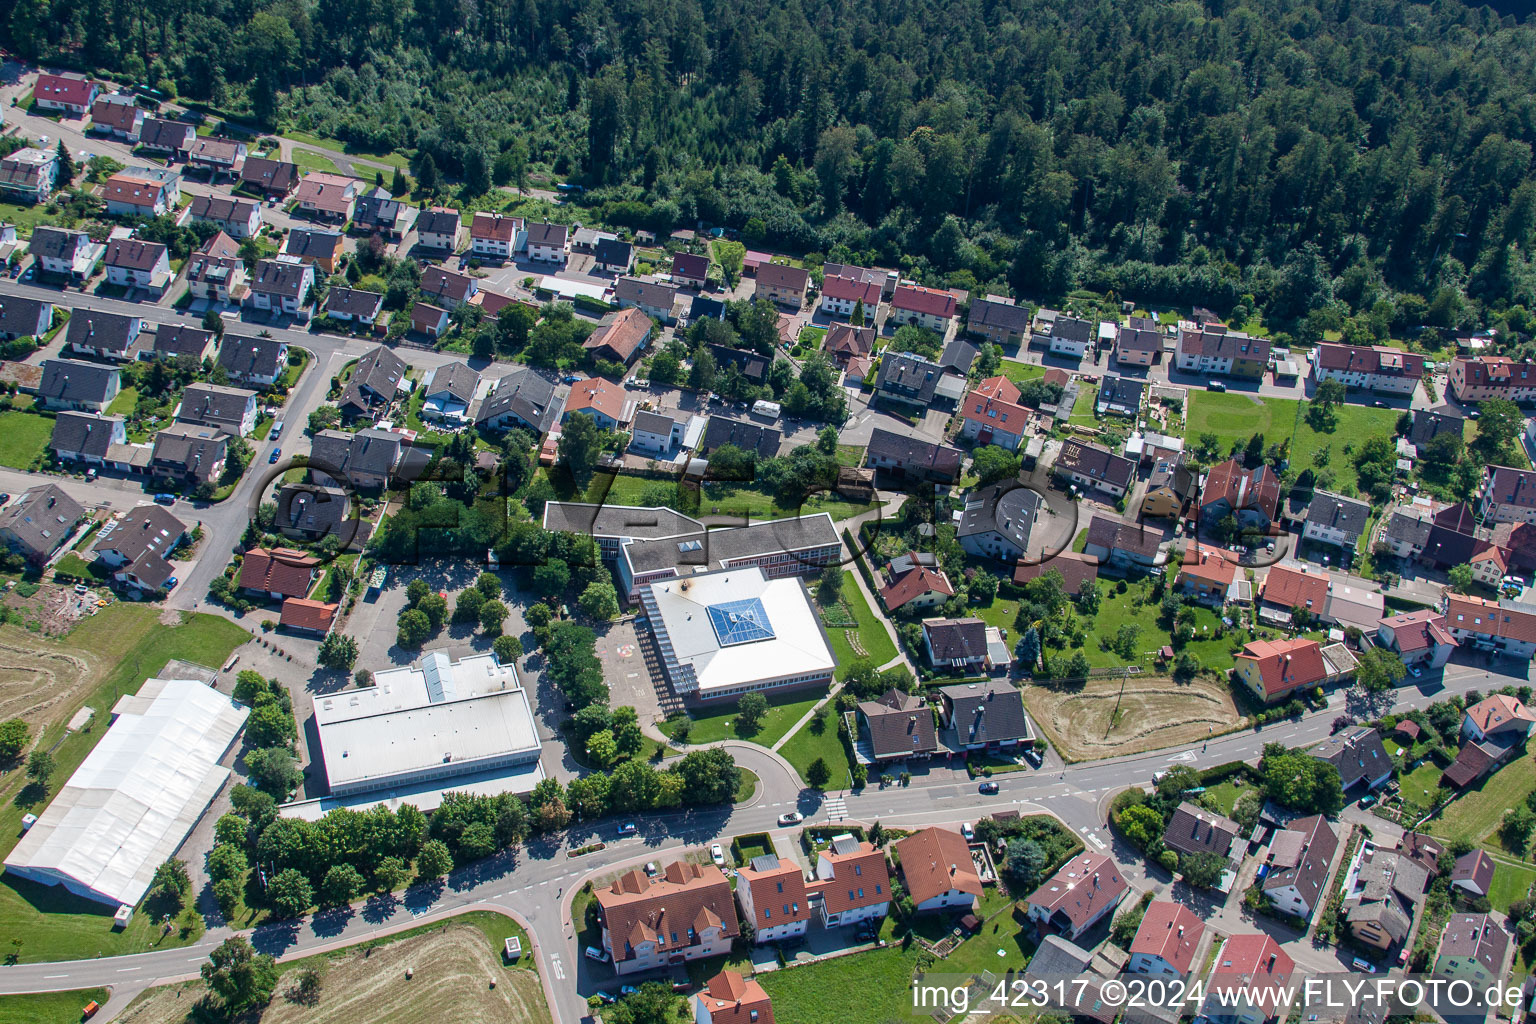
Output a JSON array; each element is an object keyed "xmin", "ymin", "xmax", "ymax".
[
  {"xmin": 968, "ymin": 298, "xmax": 1032, "ymax": 333},
  {"xmin": 176, "ymin": 383, "xmax": 254, "ymax": 431},
  {"xmin": 925, "ymin": 618, "xmax": 989, "ymax": 661},
  {"xmin": 957, "ymin": 481, "xmax": 1040, "ymax": 548},
  {"xmin": 217, "ymin": 335, "xmax": 286, "ymax": 380},
  {"xmin": 29, "ymin": 226, "xmax": 88, "ymax": 262},
  {"xmin": 875, "ymin": 351, "xmax": 945, "ymax": 403},
  {"xmin": 308, "ymin": 428, "xmax": 403, "ymax": 483},
  {"xmin": 701, "ymin": 416, "xmax": 780, "ymax": 461},
  {"xmin": 1306, "ymin": 490, "xmax": 1371, "ymax": 539},
  {"xmin": 249, "ymin": 258, "xmax": 310, "ymax": 299},
  {"xmin": 39, "ymin": 358, "xmax": 118, "ymax": 405},
  {"xmin": 1162, "ymin": 801, "xmax": 1240, "ymax": 859},
  {"xmin": 939, "ymin": 338, "xmax": 978, "ymax": 375},
  {"xmin": 150, "ymin": 425, "xmax": 228, "ymax": 483},
  {"xmin": 621, "ymin": 513, "xmax": 838, "ymax": 575},
  {"xmin": 474, "ymin": 367, "xmax": 563, "ymax": 433},
  {"xmin": 49, "ymin": 411, "xmax": 122, "ymax": 459},
  {"xmin": 0, "ymin": 296, "xmax": 51, "ymax": 338},
  {"xmin": 0, "ymin": 484, "xmax": 83, "ymax": 558},
  {"xmin": 866, "ymin": 427, "xmax": 963, "ymax": 481},
  {"xmin": 1309, "ymin": 727, "xmax": 1391, "ymax": 789},
  {"xmin": 423, "ymin": 361, "xmax": 479, "ymax": 403},
  {"xmin": 151, "ymin": 325, "xmax": 214, "ymax": 360},
  {"xmin": 326, "ymin": 287, "xmax": 385, "ymax": 320},
  {"xmin": 66, "ymin": 309, "xmax": 139, "ymax": 353},
  {"xmin": 92, "ymin": 503, "xmax": 185, "ymax": 565},
  {"xmin": 940, "ymin": 678, "xmax": 1031, "ymax": 744}
]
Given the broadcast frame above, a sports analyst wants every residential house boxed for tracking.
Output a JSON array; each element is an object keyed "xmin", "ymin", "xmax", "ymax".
[
  {"xmin": 1013, "ymin": 552, "xmax": 1100, "ymax": 596},
  {"xmin": 149, "ymin": 425, "xmax": 227, "ymax": 487},
  {"xmin": 1233, "ymin": 637, "xmax": 1329, "ymax": 704},
  {"xmin": 1302, "ymin": 491, "xmax": 1372, "ymax": 550},
  {"xmin": 879, "ymin": 558, "xmax": 954, "ymax": 614},
  {"xmin": 1095, "ymin": 375, "xmax": 1144, "ymax": 417},
  {"xmin": 1082, "ymin": 514, "xmax": 1163, "ymax": 570},
  {"xmin": 307, "ymin": 428, "xmax": 404, "ymax": 490},
  {"xmin": 410, "ymin": 302, "xmax": 449, "ymax": 339},
  {"xmin": 1344, "ymin": 847, "xmax": 1427, "ymax": 952},
  {"xmin": 0, "ymin": 484, "xmax": 83, "ymax": 564},
  {"xmin": 102, "ymin": 239, "xmax": 170, "ymax": 296},
  {"xmin": 280, "ymin": 229, "xmax": 344, "ymax": 273},
  {"xmin": 1443, "ymin": 594, "xmax": 1536, "ymax": 660},
  {"xmin": 216, "ymin": 335, "xmax": 289, "ymax": 389},
  {"xmin": 1114, "ymin": 325, "xmax": 1163, "ymax": 367},
  {"xmin": 1140, "ymin": 458, "xmax": 1198, "ymax": 521},
  {"xmin": 421, "ymin": 267, "xmax": 479, "ymax": 307},
  {"xmin": 707, "ymin": 344, "xmax": 769, "ymax": 384},
  {"xmin": 894, "ymin": 827, "xmax": 982, "ymax": 915},
  {"xmin": 1176, "ymin": 548, "xmax": 1240, "ymax": 607},
  {"xmin": 524, "ymin": 221, "xmax": 568, "ymax": 263},
  {"xmin": 1310, "ymin": 343, "xmax": 1425, "ymax": 395},
  {"xmin": 843, "ymin": 354, "xmax": 873, "ymax": 387},
  {"xmin": 865, "ymin": 427, "xmax": 962, "ymax": 484},
  {"xmin": 37, "ymin": 358, "xmax": 119, "ymax": 412},
  {"xmin": 351, "ymin": 189, "xmax": 412, "ymax": 239},
  {"xmin": 279, "ymin": 598, "xmax": 337, "ymax": 636},
  {"xmin": 1450, "ymin": 356, "xmax": 1536, "ymax": 404},
  {"xmin": 1261, "ymin": 814, "xmax": 1339, "ymax": 919},
  {"xmin": 30, "ymin": 227, "xmax": 103, "ymax": 280},
  {"xmin": 102, "ymin": 168, "xmax": 179, "ymax": 217},
  {"xmin": 1480, "ymin": 466, "xmax": 1536, "ymax": 525},
  {"xmin": 237, "ymin": 547, "xmax": 320, "ymax": 602},
  {"xmin": 694, "ymin": 970, "xmax": 774, "ymax": 1024},
  {"xmin": 186, "ymin": 249, "xmax": 247, "ymax": 305},
  {"xmin": 1162, "ymin": 802, "xmax": 1240, "ymax": 862},
  {"xmin": 294, "ymin": 173, "xmax": 360, "ymax": 222},
  {"xmin": 0, "ymin": 296, "xmax": 52, "ymax": 341},
  {"xmin": 186, "ymin": 137, "xmax": 247, "ymax": 178},
  {"xmin": 886, "ymin": 286, "xmax": 955, "ymax": 333},
  {"xmin": 1257, "ymin": 564, "xmax": 1330, "ymax": 627},
  {"xmin": 1175, "ymin": 325, "xmax": 1269, "ymax": 379},
  {"xmin": 873, "ymin": 351, "xmax": 964, "ymax": 407},
  {"xmin": 188, "ymin": 194, "xmax": 261, "ymax": 238},
  {"xmin": 91, "ymin": 503, "xmax": 185, "ymax": 595},
  {"xmin": 671, "ymin": 252, "xmax": 710, "ymax": 290},
  {"xmin": 734, "ymin": 854, "xmax": 810, "ymax": 945},
  {"xmin": 821, "ymin": 274, "xmax": 881, "ymax": 319},
  {"xmin": 1397, "ymin": 832, "xmax": 1446, "ymax": 879},
  {"xmin": 856, "ymin": 687, "xmax": 939, "ymax": 762},
  {"xmin": 0, "ymin": 148, "xmax": 56, "ymax": 203},
  {"xmin": 1432, "ymin": 915, "xmax": 1509, "ymax": 987},
  {"xmin": 555, "ymin": 378, "xmax": 624, "ymax": 433},
  {"xmin": 753, "ymin": 264, "xmax": 810, "ymax": 309},
  {"xmin": 1127, "ymin": 901, "xmax": 1204, "ymax": 977},
  {"xmin": 822, "ymin": 324, "xmax": 876, "ymax": 368},
  {"xmin": 1203, "ymin": 934, "xmax": 1294, "ymax": 1024},
  {"xmin": 699, "ymin": 417, "xmax": 780, "ymax": 463},
  {"xmin": 628, "ymin": 410, "xmax": 686, "ymax": 455},
  {"xmin": 1024, "ymin": 852, "xmax": 1128, "ymax": 941},
  {"xmin": 938, "ymin": 679, "xmax": 1032, "ymax": 749},
  {"xmin": 1201, "ymin": 459, "xmax": 1281, "ymax": 531},
  {"xmin": 1442, "ymin": 692, "xmax": 1536, "ymax": 790},
  {"xmin": 1451, "ymin": 850, "xmax": 1496, "ymax": 898},
  {"xmin": 419, "ymin": 362, "xmax": 479, "ymax": 424},
  {"xmin": 176, "ymin": 383, "xmax": 258, "ymax": 437},
  {"xmin": 1376, "ymin": 609, "xmax": 1457, "ymax": 668},
  {"xmin": 1311, "ymin": 727, "xmax": 1393, "ymax": 791},
  {"xmin": 276, "ymin": 484, "xmax": 351, "ymax": 543},
  {"xmin": 811, "ymin": 835, "xmax": 891, "ymax": 927},
  {"xmin": 923, "ymin": 619, "xmax": 990, "ymax": 673},
  {"xmin": 967, "ymin": 297, "xmax": 1032, "ymax": 348},
  {"xmin": 325, "ymin": 287, "xmax": 385, "ymax": 328},
  {"xmin": 583, "ymin": 308, "xmax": 653, "ymax": 367},
  {"xmin": 1379, "ymin": 503, "xmax": 1436, "ymax": 560},
  {"xmin": 1053, "ymin": 440, "xmax": 1135, "ymax": 498},
  {"xmin": 469, "ymin": 211, "xmax": 521, "ymax": 261},
  {"xmin": 958, "ymin": 375, "xmax": 1030, "ymax": 450},
  {"xmin": 1030, "ymin": 314, "xmax": 1093, "ymax": 360},
  {"xmin": 593, "ymin": 237, "xmax": 634, "ymax": 275},
  {"xmin": 475, "ymin": 368, "xmax": 564, "ymax": 435},
  {"xmin": 336, "ymin": 345, "xmax": 406, "ymax": 417},
  {"xmin": 416, "ymin": 208, "xmax": 463, "ymax": 253},
  {"xmin": 614, "ymin": 277, "xmax": 679, "ymax": 323},
  {"xmin": 33, "ymin": 73, "xmax": 98, "ymax": 115},
  {"xmin": 1422, "ymin": 502, "xmax": 1485, "ymax": 569},
  {"xmin": 595, "ymin": 861, "xmax": 739, "ymax": 976},
  {"xmin": 48, "ymin": 411, "xmax": 125, "ymax": 465},
  {"xmin": 66, "ymin": 310, "xmax": 142, "ymax": 361},
  {"xmin": 238, "ymin": 156, "xmax": 299, "ymax": 197},
  {"xmin": 88, "ymin": 94, "xmax": 143, "ymax": 141},
  {"xmin": 957, "ymin": 481, "xmax": 1040, "ymax": 562},
  {"xmin": 137, "ymin": 118, "xmax": 195, "ymax": 158},
  {"xmin": 245, "ymin": 259, "xmax": 315, "ymax": 318}
]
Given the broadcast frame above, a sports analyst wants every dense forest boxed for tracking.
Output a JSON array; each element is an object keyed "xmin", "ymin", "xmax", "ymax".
[{"xmin": 7, "ymin": 0, "xmax": 1536, "ymax": 336}]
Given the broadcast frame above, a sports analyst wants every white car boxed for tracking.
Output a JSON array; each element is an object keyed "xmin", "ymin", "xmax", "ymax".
[
  {"xmin": 1408, "ymin": 666, "xmax": 1422, "ymax": 678},
  {"xmin": 961, "ymin": 822, "xmax": 974, "ymax": 840},
  {"xmin": 710, "ymin": 844, "xmax": 726, "ymax": 867},
  {"xmin": 778, "ymin": 811, "xmax": 804, "ymax": 826}
]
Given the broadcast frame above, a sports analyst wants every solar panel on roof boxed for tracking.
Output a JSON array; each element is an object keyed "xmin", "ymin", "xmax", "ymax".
[{"xmin": 706, "ymin": 597, "xmax": 775, "ymax": 646}]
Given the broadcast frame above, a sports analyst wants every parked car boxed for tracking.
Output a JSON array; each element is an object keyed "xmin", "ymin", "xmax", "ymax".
[
  {"xmin": 593, "ymin": 991, "xmax": 616, "ymax": 1005},
  {"xmin": 1408, "ymin": 666, "xmax": 1422, "ymax": 678},
  {"xmin": 620, "ymin": 985, "xmax": 639, "ymax": 996},
  {"xmin": 616, "ymin": 822, "xmax": 637, "ymax": 837},
  {"xmin": 710, "ymin": 844, "xmax": 726, "ymax": 867},
  {"xmin": 978, "ymin": 781, "xmax": 999, "ymax": 795},
  {"xmin": 777, "ymin": 811, "xmax": 803, "ymax": 826},
  {"xmin": 961, "ymin": 822, "xmax": 974, "ymax": 840},
  {"xmin": 270, "ymin": 420, "xmax": 283, "ymax": 440},
  {"xmin": 153, "ymin": 493, "xmax": 175, "ymax": 504},
  {"xmin": 1352, "ymin": 957, "xmax": 1377, "ymax": 973},
  {"xmin": 1358, "ymin": 794, "xmax": 1376, "ymax": 808},
  {"xmin": 269, "ymin": 448, "xmax": 281, "ymax": 463},
  {"xmin": 85, "ymin": 467, "xmax": 97, "ymax": 481},
  {"xmin": 584, "ymin": 945, "xmax": 610, "ymax": 962}
]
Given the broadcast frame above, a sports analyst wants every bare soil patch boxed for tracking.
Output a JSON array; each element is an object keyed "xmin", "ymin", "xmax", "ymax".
[
  {"xmin": 0, "ymin": 627, "xmax": 94, "ymax": 735},
  {"xmin": 117, "ymin": 924, "xmax": 551, "ymax": 1024},
  {"xmin": 1022, "ymin": 674, "xmax": 1242, "ymax": 761}
]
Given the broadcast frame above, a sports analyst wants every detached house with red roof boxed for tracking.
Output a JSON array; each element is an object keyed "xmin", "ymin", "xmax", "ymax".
[
  {"xmin": 820, "ymin": 274, "xmax": 881, "ymax": 318},
  {"xmin": 1128, "ymin": 901, "xmax": 1204, "ymax": 977},
  {"xmin": 1176, "ymin": 548, "xmax": 1241, "ymax": 607},
  {"xmin": 822, "ymin": 323, "xmax": 875, "ymax": 366},
  {"xmin": 1203, "ymin": 934, "xmax": 1295, "ymax": 1024},
  {"xmin": 959, "ymin": 375, "xmax": 1031, "ymax": 451},
  {"xmin": 1233, "ymin": 637, "xmax": 1329, "ymax": 703},
  {"xmin": 1310, "ymin": 343, "xmax": 1425, "ymax": 395},
  {"xmin": 1024, "ymin": 852, "xmax": 1128, "ymax": 941},
  {"xmin": 1450, "ymin": 356, "xmax": 1536, "ymax": 404},
  {"xmin": 468, "ymin": 211, "xmax": 522, "ymax": 262},
  {"xmin": 237, "ymin": 547, "xmax": 320, "ymax": 602},
  {"xmin": 582, "ymin": 308, "xmax": 653, "ymax": 367},
  {"xmin": 1257, "ymin": 564, "xmax": 1330, "ymax": 627},
  {"xmin": 894, "ymin": 827, "xmax": 983, "ymax": 915},
  {"xmin": 294, "ymin": 173, "xmax": 360, "ymax": 223},
  {"xmin": 734, "ymin": 853, "xmax": 810, "ymax": 945},
  {"xmin": 879, "ymin": 553, "xmax": 954, "ymax": 613},
  {"xmin": 562, "ymin": 377, "xmax": 629, "ymax": 432},
  {"xmin": 890, "ymin": 284, "xmax": 957, "ymax": 332},
  {"xmin": 671, "ymin": 251, "xmax": 710, "ymax": 290},
  {"xmin": 89, "ymin": 93, "xmax": 144, "ymax": 141},
  {"xmin": 695, "ymin": 970, "xmax": 774, "ymax": 1024},
  {"xmin": 596, "ymin": 861, "xmax": 739, "ymax": 976},
  {"xmin": 33, "ymin": 73, "xmax": 98, "ymax": 116},
  {"xmin": 279, "ymin": 598, "xmax": 337, "ymax": 636},
  {"xmin": 1443, "ymin": 593, "xmax": 1536, "ymax": 660},
  {"xmin": 1376, "ymin": 609, "xmax": 1456, "ymax": 668},
  {"xmin": 102, "ymin": 168, "xmax": 180, "ymax": 218},
  {"xmin": 1201, "ymin": 459, "xmax": 1281, "ymax": 531},
  {"xmin": 1175, "ymin": 324, "xmax": 1270, "ymax": 379},
  {"xmin": 753, "ymin": 263, "xmax": 810, "ymax": 309},
  {"xmin": 811, "ymin": 834, "xmax": 891, "ymax": 927}
]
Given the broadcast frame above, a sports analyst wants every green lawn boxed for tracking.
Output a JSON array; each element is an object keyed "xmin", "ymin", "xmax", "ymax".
[
  {"xmin": 778, "ymin": 711, "xmax": 849, "ymax": 789},
  {"xmin": 658, "ymin": 690, "xmax": 823, "ymax": 747},
  {"xmin": 1429, "ymin": 749, "xmax": 1536, "ymax": 853},
  {"xmin": 939, "ymin": 900, "xmax": 1038, "ymax": 979},
  {"xmin": 1397, "ymin": 760, "xmax": 1443, "ymax": 809},
  {"xmin": 52, "ymin": 552, "xmax": 107, "ymax": 583},
  {"xmin": 1068, "ymin": 384, "xmax": 1099, "ymax": 426},
  {"xmin": 284, "ymin": 131, "xmax": 412, "ymax": 172},
  {"xmin": 0, "ymin": 608, "xmax": 249, "ymax": 962},
  {"xmin": 735, "ymin": 768, "xmax": 759, "ymax": 803},
  {"xmin": 1487, "ymin": 860, "xmax": 1536, "ymax": 914},
  {"xmin": 1186, "ymin": 391, "xmax": 1401, "ymax": 494},
  {"xmin": 1000, "ymin": 360, "xmax": 1045, "ymax": 385},
  {"xmin": 0, "ymin": 987, "xmax": 110, "ymax": 1024},
  {"xmin": 758, "ymin": 945, "xmax": 928, "ymax": 1023},
  {"xmin": 571, "ymin": 469, "xmax": 876, "ymax": 523},
  {"xmin": 823, "ymin": 571, "xmax": 898, "ymax": 668},
  {"xmin": 732, "ymin": 833, "xmax": 774, "ymax": 866},
  {"xmin": 835, "ymin": 444, "xmax": 865, "ymax": 468},
  {"xmin": 0, "ymin": 411, "xmax": 54, "ymax": 469},
  {"xmin": 975, "ymin": 596, "xmax": 1020, "ymax": 635},
  {"xmin": 106, "ymin": 386, "xmax": 138, "ymax": 416},
  {"xmin": 290, "ymin": 147, "xmax": 342, "ymax": 175},
  {"xmin": 1204, "ymin": 779, "xmax": 1249, "ymax": 817}
]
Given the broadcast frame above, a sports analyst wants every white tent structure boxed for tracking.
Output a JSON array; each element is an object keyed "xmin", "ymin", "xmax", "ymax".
[{"xmin": 4, "ymin": 678, "xmax": 248, "ymax": 908}]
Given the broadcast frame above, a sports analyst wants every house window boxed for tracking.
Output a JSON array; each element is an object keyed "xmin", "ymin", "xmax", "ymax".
[{"xmin": 764, "ymin": 908, "xmax": 771, "ymax": 919}]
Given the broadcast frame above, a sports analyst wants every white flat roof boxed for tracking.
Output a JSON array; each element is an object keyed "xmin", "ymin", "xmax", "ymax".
[
  {"xmin": 647, "ymin": 567, "xmax": 834, "ymax": 693},
  {"xmin": 4, "ymin": 678, "xmax": 248, "ymax": 908},
  {"xmin": 536, "ymin": 276, "xmax": 609, "ymax": 301}
]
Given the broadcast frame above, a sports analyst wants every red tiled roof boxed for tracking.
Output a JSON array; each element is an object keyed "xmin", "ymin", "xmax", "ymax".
[
  {"xmin": 1314, "ymin": 342, "xmax": 1425, "ymax": 379},
  {"xmin": 102, "ymin": 173, "xmax": 165, "ymax": 209},
  {"xmin": 736, "ymin": 858, "xmax": 811, "ymax": 930},
  {"xmin": 1455, "ymin": 355, "xmax": 1536, "ymax": 390},
  {"xmin": 597, "ymin": 861, "xmax": 739, "ymax": 963},
  {"xmin": 280, "ymin": 597, "xmax": 336, "ymax": 632},
  {"xmin": 582, "ymin": 308, "xmax": 652, "ymax": 362},
  {"xmin": 1445, "ymin": 595, "xmax": 1536, "ymax": 647},
  {"xmin": 238, "ymin": 547, "xmax": 318, "ymax": 598},
  {"xmin": 1236, "ymin": 637, "xmax": 1327, "ymax": 698},
  {"xmin": 35, "ymin": 73, "xmax": 95, "ymax": 108},
  {"xmin": 1202, "ymin": 458, "xmax": 1281, "ymax": 521},
  {"xmin": 959, "ymin": 390, "xmax": 1030, "ymax": 432},
  {"xmin": 894, "ymin": 827, "xmax": 981, "ymax": 906},
  {"xmin": 1464, "ymin": 693, "xmax": 1536, "ymax": 734},
  {"xmin": 1025, "ymin": 852, "xmax": 1127, "ymax": 929},
  {"xmin": 470, "ymin": 211, "xmax": 519, "ymax": 242},
  {"xmin": 1212, "ymin": 934, "xmax": 1294, "ymax": 1019},
  {"xmin": 879, "ymin": 564, "xmax": 954, "ymax": 611},
  {"xmin": 822, "ymin": 274, "xmax": 881, "ymax": 305},
  {"xmin": 892, "ymin": 285, "xmax": 956, "ymax": 318},
  {"xmin": 410, "ymin": 302, "xmax": 448, "ymax": 334},
  {"xmin": 823, "ymin": 323, "xmax": 875, "ymax": 359},
  {"xmin": 697, "ymin": 971, "xmax": 775, "ymax": 1024},
  {"xmin": 294, "ymin": 173, "xmax": 358, "ymax": 214},
  {"xmin": 1013, "ymin": 552, "xmax": 1099, "ymax": 595},
  {"xmin": 1378, "ymin": 609, "xmax": 1455, "ymax": 653},
  {"xmin": 565, "ymin": 377, "xmax": 627, "ymax": 423},
  {"xmin": 1177, "ymin": 548, "xmax": 1239, "ymax": 588},
  {"xmin": 1260, "ymin": 565, "xmax": 1329, "ymax": 611},
  {"xmin": 972, "ymin": 375, "xmax": 1021, "ymax": 404},
  {"xmin": 1130, "ymin": 901, "xmax": 1204, "ymax": 974},
  {"xmin": 814, "ymin": 841, "xmax": 891, "ymax": 916},
  {"xmin": 671, "ymin": 252, "xmax": 709, "ymax": 280}
]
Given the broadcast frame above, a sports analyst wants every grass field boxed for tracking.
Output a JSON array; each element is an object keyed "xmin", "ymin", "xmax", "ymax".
[
  {"xmin": 778, "ymin": 709, "xmax": 848, "ymax": 789},
  {"xmin": 0, "ymin": 987, "xmax": 110, "ymax": 1024},
  {"xmin": 1429, "ymin": 749, "xmax": 1536, "ymax": 854},
  {"xmin": 0, "ymin": 411, "xmax": 53, "ymax": 469},
  {"xmin": 1397, "ymin": 760, "xmax": 1443, "ymax": 809},
  {"xmin": 107, "ymin": 386, "xmax": 139, "ymax": 416},
  {"xmin": 1186, "ymin": 391, "xmax": 1400, "ymax": 494},
  {"xmin": 1488, "ymin": 860, "xmax": 1536, "ymax": 914},
  {"xmin": 0, "ymin": 607, "xmax": 249, "ymax": 962},
  {"xmin": 290, "ymin": 147, "xmax": 342, "ymax": 175},
  {"xmin": 823, "ymin": 571, "xmax": 898, "ymax": 668},
  {"xmin": 1068, "ymin": 384, "xmax": 1099, "ymax": 426},
  {"xmin": 934, "ymin": 897, "xmax": 1038, "ymax": 978},
  {"xmin": 758, "ymin": 945, "xmax": 928, "ymax": 1023},
  {"xmin": 284, "ymin": 131, "xmax": 412, "ymax": 172},
  {"xmin": 735, "ymin": 768, "xmax": 759, "ymax": 803},
  {"xmin": 1204, "ymin": 779, "xmax": 1249, "ymax": 817},
  {"xmin": 1000, "ymin": 360, "xmax": 1046, "ymax": 385},
  {"xmin": 659, "ymin": 690, "xmax": 823, "ymax": 747}
]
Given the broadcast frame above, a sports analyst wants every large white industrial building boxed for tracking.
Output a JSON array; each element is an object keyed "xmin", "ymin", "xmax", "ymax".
[
  {"xmin": 639, "ymin": 566, "xmax": 836, "ymax": 702},
  {"xmin": 3, "ymin": 677, "xmax": 249, "ymax": 909}
]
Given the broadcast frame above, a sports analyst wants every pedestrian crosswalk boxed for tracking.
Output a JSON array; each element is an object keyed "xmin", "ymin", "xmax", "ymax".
[{"xmin": 823, "ymin": 797, "xmax": 847, "ymax": 820}]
